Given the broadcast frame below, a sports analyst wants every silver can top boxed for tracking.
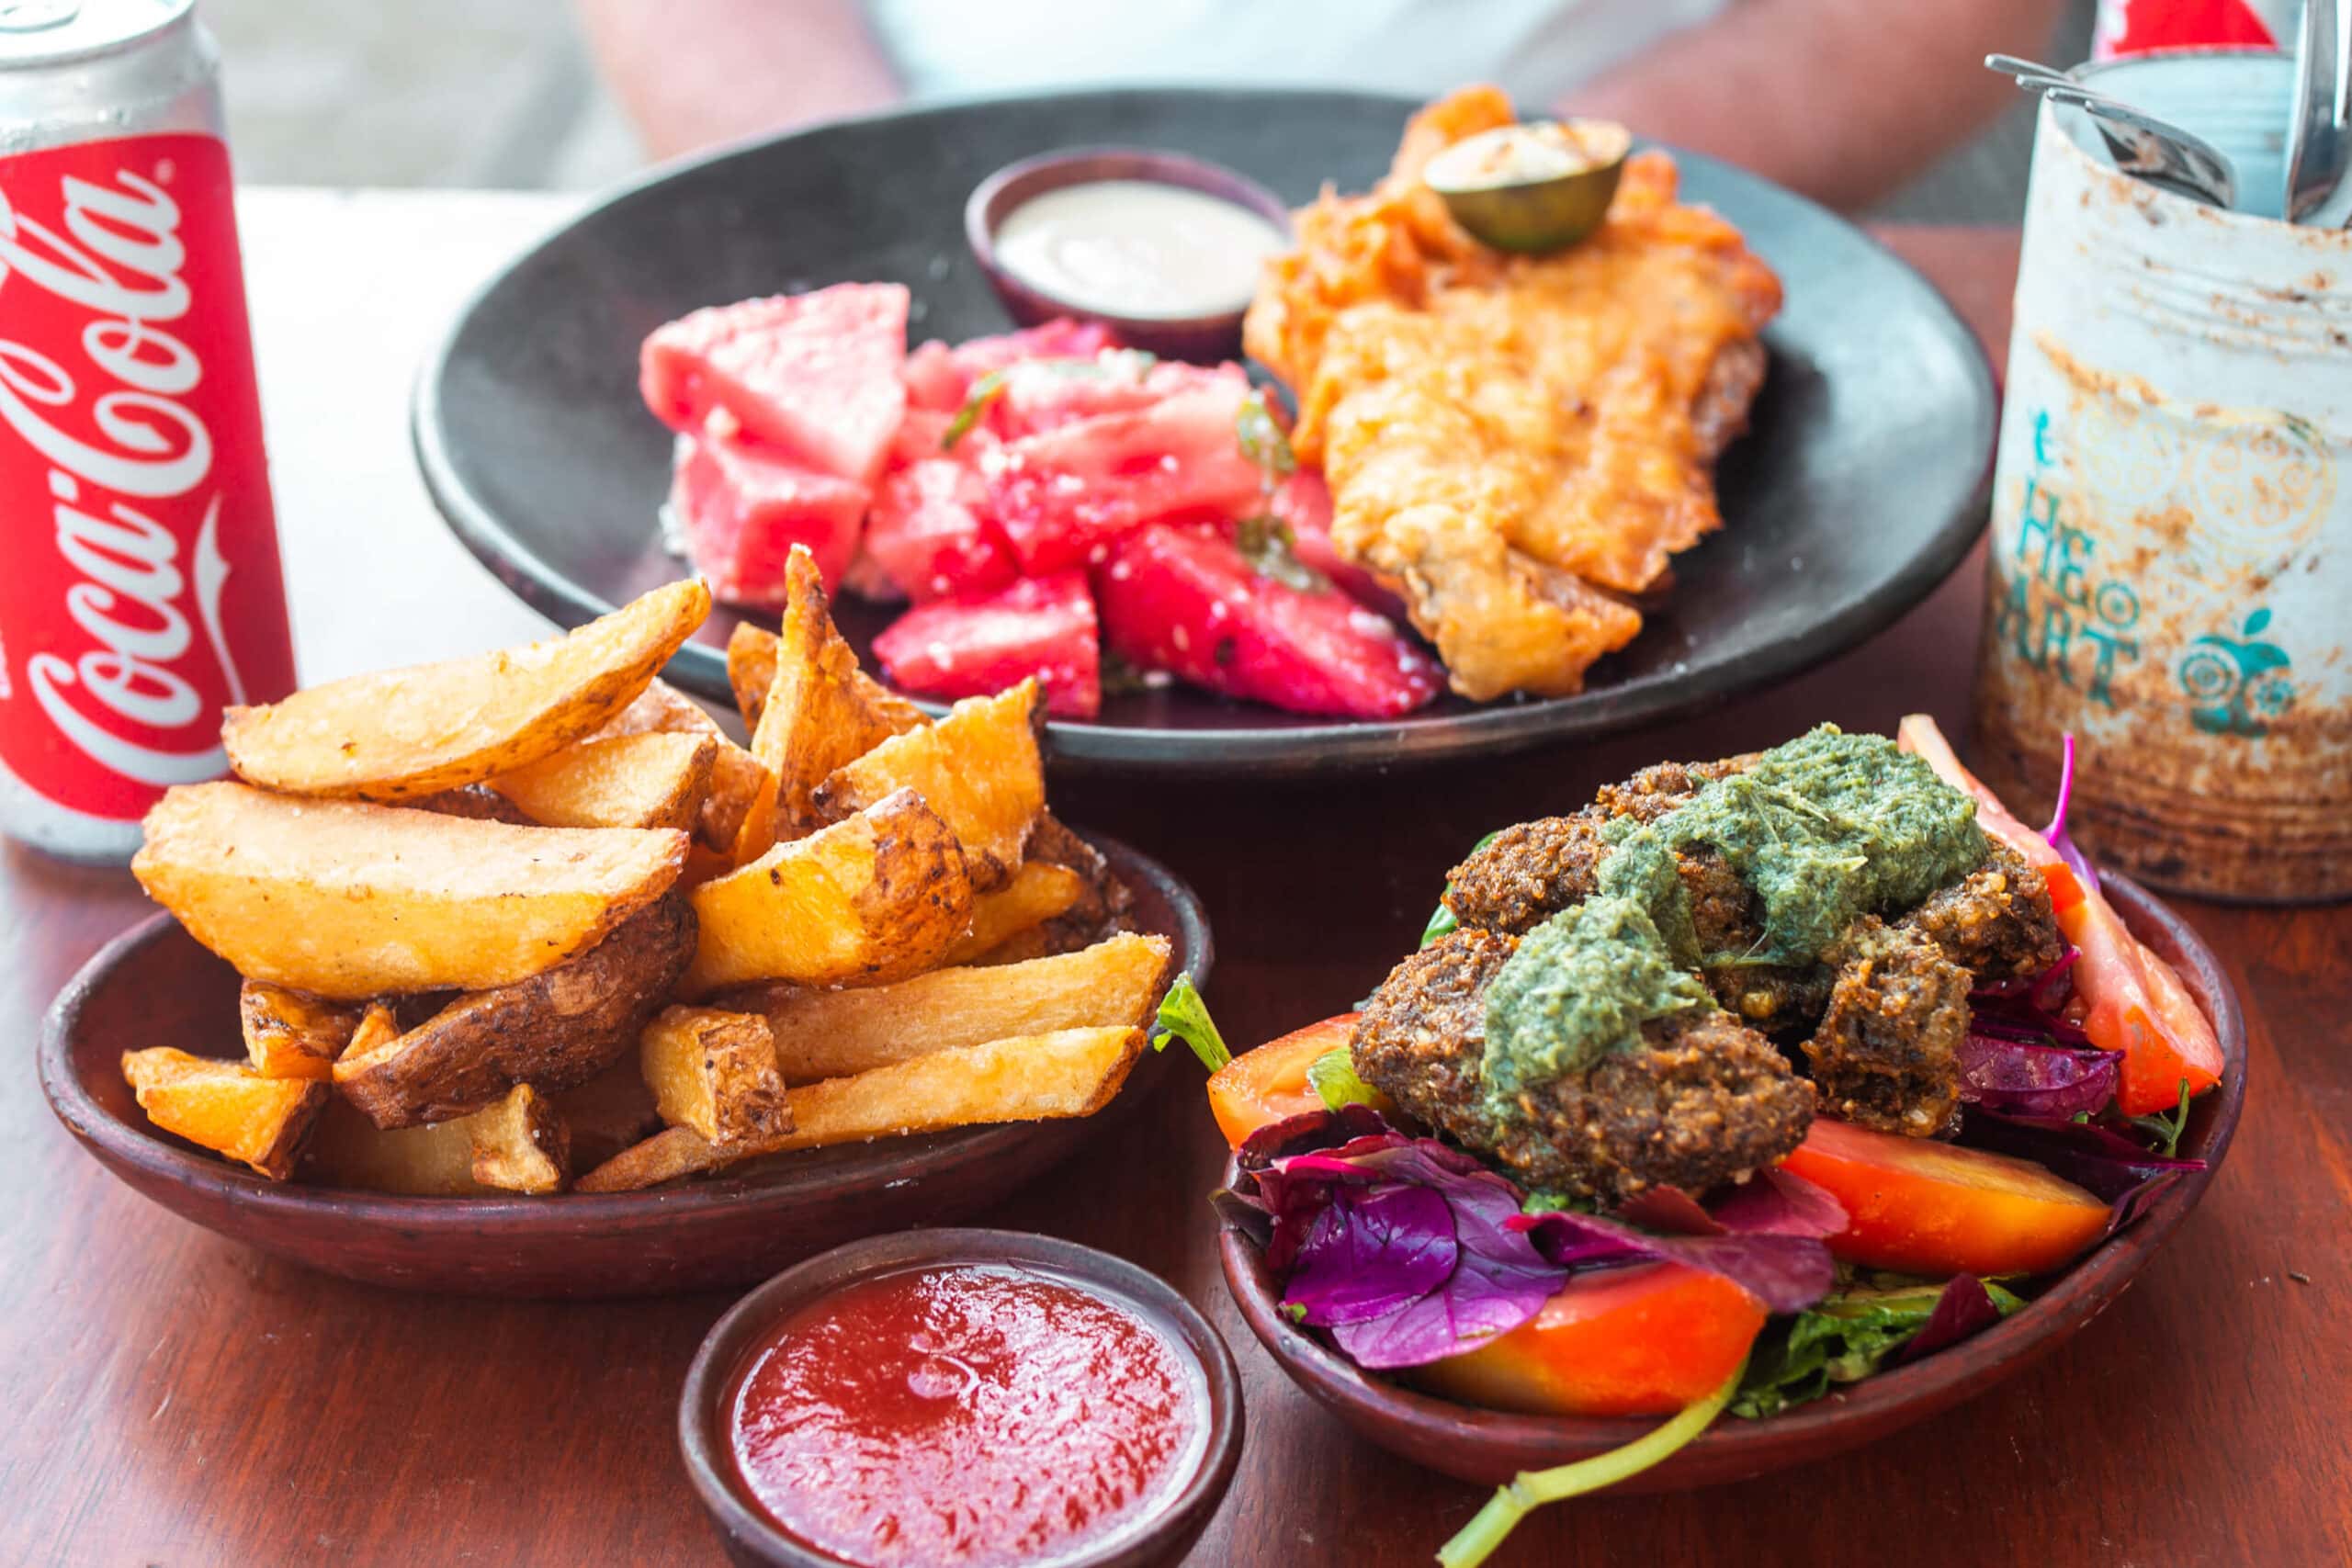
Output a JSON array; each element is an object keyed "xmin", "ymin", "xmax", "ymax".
[{"xmin": 0, "ymin": 0, "xmax": 191, "ymax": 69}]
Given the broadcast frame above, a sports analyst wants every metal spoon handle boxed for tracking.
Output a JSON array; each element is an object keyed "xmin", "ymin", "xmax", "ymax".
[{"xmin": 2041, "ymin": 85, "xmax": 2239, "ymax": 208}]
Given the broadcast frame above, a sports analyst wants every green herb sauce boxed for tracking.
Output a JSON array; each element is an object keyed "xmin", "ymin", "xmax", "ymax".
[
  {"xmin": 1599, "ymin": 726, "xmax": 1988, "ymax": 967},
  {"xmin": 1482, "ymin": 897, "xmax": 1711, "ymax": 1094},
  {"xmin": 1479, "ymin": 727, "xmax": 1986, "ymax": 1103}
]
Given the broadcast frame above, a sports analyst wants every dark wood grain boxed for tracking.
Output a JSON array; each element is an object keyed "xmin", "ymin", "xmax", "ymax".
[{"xmin": 0, "ymin": 197, "xmax": 2346, "ymax": 1567}]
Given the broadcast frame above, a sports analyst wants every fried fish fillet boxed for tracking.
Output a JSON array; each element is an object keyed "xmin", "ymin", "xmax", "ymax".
[{"xmin": 1246, "ymin": 86, "xmax": 1782, "ymax": 701}]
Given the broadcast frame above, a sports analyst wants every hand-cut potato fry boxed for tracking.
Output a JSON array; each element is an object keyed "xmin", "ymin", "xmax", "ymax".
[
  {"xmin": 132, "ymin": 782, "xmax": 687, "ymax": 999},
  {"xmin": 409, "ymin": 784, "xmax": 537, "ymax": 824},
  {"xmin": 594, "ymin": 678, "xmax": 722, "ymax": 740},
  {"xmin": 348, "ymin": 1001, "xmax": 400, "ymax": 1056},
  {"xmin": 775, "ymin": 1026, "xmax": 1143, "ymax": 1147},
  {"xmin": 727, "ymin": 932, "xmax": 1172, "ymax": 1083},
  {"xmin": 741, "ymin": 550, "xmax": 904, "ymax": 857},
  {"xmin": 240, "ymin": 981, "xmax": 363, "ymax": 1080},
  {"xmin": 465, "ymin": 1084, "xmax": 570, "ymax": 1193},
  {"xmin": 304, "ymin": 1085, "xmax": 568, "ymax": 1195},
  {"xmin": 698, "ymin": 743, "xmax": 766, "ymax": 852},
  {"xmin": 639, "ymin": 1006, "xmax": 791, "ymax": 1145},
  {"xmin": 490, "ymin": 730, "xmax": 717, "ymax": 832},
  {"xmin": 549, "ymin": 1059, "xmax": 665, "ymax": 1171},
  {"xmin": 733, "ymin": 619, "xmax": 924, "ymax": 739},
  {"xmin": 121, "ymin": 1048, "xmax": 328, "ymax": 1180},
  {"xmin": 575, "ymin": 1123, "xmax": 729, "ymax": 1193},
  {"xmin": 685, "ymin": 787, "xmax": 972, "ymax": 993},
  {"xmin": 726, "ymin": 621, "xmax": 779, "ymax": 731},
  {"xmin": 813, "ymin": 680, "xmax": 1044, "ymax": 889},
  {"xmin": 335, "ymin": 894, "xmax": 695, "ymax": 1127},
  {"xmin": 221, "ymin": 578, "xmax": 710, "ymax": 800},
  {"xmin": 943, "ymin": 862, "xmax": 1089, "ymax": 967},
  {"xmin": 577, "ymin": 1025, "xmax": 1146, "ymax": 1189}
]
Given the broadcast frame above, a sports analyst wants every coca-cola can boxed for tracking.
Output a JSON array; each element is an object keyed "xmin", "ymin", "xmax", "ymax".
[{"xmin": 0, "ymin": 0, "xmax": 296, "ymax": 864}]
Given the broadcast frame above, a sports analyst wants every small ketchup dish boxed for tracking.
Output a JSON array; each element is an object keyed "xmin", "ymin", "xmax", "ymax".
[
  {"xmin": 680, "ymin": 1228, "xmax": 1244, "ymax": 1568},
  {"xmin": 966, "ymin": 147, "xmax": 1292, "ymax": 362}
]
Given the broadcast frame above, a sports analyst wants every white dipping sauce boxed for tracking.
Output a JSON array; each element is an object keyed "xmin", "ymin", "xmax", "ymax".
[{"xmin": 991, "ymin": 179, "xmax": 1288, "ymax": 320}]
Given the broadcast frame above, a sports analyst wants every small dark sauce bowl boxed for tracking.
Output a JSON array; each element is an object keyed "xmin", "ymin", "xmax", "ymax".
[
  {"xmin": 965, "ymin": 147, "xmax": 1292, "ymax": 363},
  {"xmin": 680, "ymin": 1227, "xmax": 1245, "ymax": 1568}
]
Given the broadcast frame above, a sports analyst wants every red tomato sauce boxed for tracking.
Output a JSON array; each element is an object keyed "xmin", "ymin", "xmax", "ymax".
[{"xmin": 728, "ymin": 1264, "xmax": 1201, "ymax": 1567}]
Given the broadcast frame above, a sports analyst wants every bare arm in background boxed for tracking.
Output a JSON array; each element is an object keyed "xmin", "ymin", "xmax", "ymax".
[
  {"xmin": 580, "ymin": 0, "xmax": 2063, "ymax": 211},
  {"xmin": 1570, "ymin": 0, "xmax": 2067, "ymax": 210},
  {"xmin": 575, "ymin": 0, "xmax": 901, "ymax": 161}
]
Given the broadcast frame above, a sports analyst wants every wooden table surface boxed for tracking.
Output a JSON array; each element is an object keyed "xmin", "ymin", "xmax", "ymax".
[{"xmin": 2, "ymin": 192, "xmax": 2344, "ymax": 1568}]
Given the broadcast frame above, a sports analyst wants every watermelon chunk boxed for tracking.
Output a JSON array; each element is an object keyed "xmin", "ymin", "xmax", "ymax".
[
  {"xmin": 865, "ymin": 456, "xmax": 1019, "ymax": 602},
  {"xmin": 1095, "ymin": 524, "xmax": 1444, "ymax": 718},
  {"xmin": 873, "ymin": 571, "xmax": 1101, "ymax": 719},
  {"xmin": 668, "ymin": 434, "xmax": 868, "ymax": 605},
  {"xmin": 903, "ymin": 319, "xmax": 1122, "ymax": 412},
  {"xmin": 987, "ymin": 384, "xmax": 1265, "ymax": 574},
  {"xmin": 985, "ymin": 355, "xmax": 1247, "ymax": 442},
  {"xmin": 641, "ymin": 283, "xmax": 910, "ymax": 483}
]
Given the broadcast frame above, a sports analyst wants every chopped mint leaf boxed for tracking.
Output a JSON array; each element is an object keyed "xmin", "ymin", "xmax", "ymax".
[
  {"xmin": 1236, "ymin": 389, "xmax": 1296, "ymax": 485},
  {"xmin": 1233, "ymin": 513, "xmax": 1329, "ymax": 593},
  {"xmin": 1151, "ymin": 973, "xmax": 1230, "ymax": 1072}
]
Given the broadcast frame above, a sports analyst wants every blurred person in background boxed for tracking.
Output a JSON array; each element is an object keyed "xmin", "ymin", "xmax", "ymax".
[{"xmin": 577, "ymin": 0, "xmax": 2074, "ymax": 214}]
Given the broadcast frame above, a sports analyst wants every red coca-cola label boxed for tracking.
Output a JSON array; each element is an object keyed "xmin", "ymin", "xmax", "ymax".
[{"xmin": 0, "ymin": 132, "xmax": 295, "ymax": 822}]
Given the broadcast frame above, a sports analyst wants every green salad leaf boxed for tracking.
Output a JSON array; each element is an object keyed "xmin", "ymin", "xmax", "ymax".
[
  {"xmin": 1151, "ymin": 973, "xmax": 1231, "ymax": 1072},
  {"xmin": 1729, "ymin": 1279, "xmax": 2024, "ymax": 1419},
  {"xmin": 1306, "ymin": 1046, "xmax": 1381, "ymax": 1112},
  {"xmin": 2128, "ymin": 1076, "xmax": 2194, "ymax": 1157}
]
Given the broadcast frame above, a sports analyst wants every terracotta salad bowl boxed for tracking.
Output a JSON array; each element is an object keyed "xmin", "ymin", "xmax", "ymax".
[{"xmin": 1218, "ymin": 871, "xmax": 2243, "ymax": 1494}]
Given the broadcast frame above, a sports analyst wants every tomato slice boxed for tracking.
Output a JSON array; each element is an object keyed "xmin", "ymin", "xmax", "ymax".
[
  {"xmin": 1205, "ymin": 1014, "xmax": 1363, "ymax": 1148},
  {"xmin": 1780, "ymin": 1117, "xmax": 2109, "ymax": 1278},
  {"xmin": 1897, "ymin": 715, "xmax": 2222, "ymax": 1114},
  {"xmin": 1413, "ymin": 1263, "xmax": 1767, "ymax": 1418}
]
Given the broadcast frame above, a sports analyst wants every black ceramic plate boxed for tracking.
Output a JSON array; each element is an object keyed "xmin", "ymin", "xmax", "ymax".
[{"xmin": 413, "ymin": 88, "xmax": 1996, "ymax": 775}]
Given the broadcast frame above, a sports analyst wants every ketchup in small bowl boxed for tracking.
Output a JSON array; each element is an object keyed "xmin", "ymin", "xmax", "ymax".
[{"xmin": 682, "ymin": 1231, "xmax": 1243, "ymax": 1568}]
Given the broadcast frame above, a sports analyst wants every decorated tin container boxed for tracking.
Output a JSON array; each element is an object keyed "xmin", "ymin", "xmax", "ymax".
[{"xmin": 1973, "ymin": 51, "xmax": 2351, "ymax": 902}]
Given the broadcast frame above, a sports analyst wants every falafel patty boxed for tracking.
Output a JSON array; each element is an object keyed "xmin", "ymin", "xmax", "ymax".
[{"xmin": 1351, "ymin": 930, "xmax": 1815, "ymax": 1201}]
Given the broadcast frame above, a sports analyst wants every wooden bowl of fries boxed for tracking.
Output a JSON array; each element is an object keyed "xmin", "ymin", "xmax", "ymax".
[{"xmin": 38, "ymin": 555, "xmax": 1209, "ymax": 1297}]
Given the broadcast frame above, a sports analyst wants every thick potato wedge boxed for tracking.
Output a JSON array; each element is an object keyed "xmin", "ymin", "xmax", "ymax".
[
  {"xmin": 121, "ymin": 1048, "xmax": 328, "ymax": 1180},
  {"xmin": 726, "ymin": 620, "xmax": 779, "ymax": 732},
  {"xmin": 490, "ymin": 730, "xmax": 717, "ymax": 832},
  {"xmin": 221, "ymin": 578, "xmax": 710, "ymax": 800},
  {"xmin": 304, "ymin": 1085, "xmax": 568, "ymax": 1195},
  {"xmin": 685, "ymin": 787, "xmax": 972, "ymax": 994},
  {"xmin": 574, "ymin": 1025, "xmax": 1144, "ymax": 1189},
  {"xmin": 240, "ymin": 981, "xmax": 363, "ymax": 1081},
  {"xmin": 698, "ymin": 744, "xmax": 767, "ymax": 852},
  {"xmin": 729, "ymin": 619, "xmax": 922, "ymax": 739},
  {"xmin": 813, "ymin": 680, "xmax": 1044, "ymax": 889},
  {"xmin": 334, "ymin": 894, "xmax": 695, "ymax": 1128},
  {"xmin": 550, "ymin": 1058, "xmax": 665, "ymax": 1171},
  {"xmin": 132, "ymin": 782, "xmax": 687, "ymax": 998},
  {"xmin": 410, "ymin": 784, "xmax": 537, "ymax": 824},
  {"xmin": 729, "ymin": 932, "xmax": 1172, "ymax": 1083},
  {"xmin": 594, "ymin": 678, "xmax": 722, "ymax": 740},
  {"xmin": 740, "ymin": 550, "xmax": 904, "ymax": 859},
  {"xmin": 942, "ymin": 861, "xmax": 1089, "ymax": 967},
  {"xmin": 639, "ymin": 1006, "xmax": 791, "ymax": 1145}
]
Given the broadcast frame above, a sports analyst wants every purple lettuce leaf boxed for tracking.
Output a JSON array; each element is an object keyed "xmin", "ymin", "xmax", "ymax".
[
  {"xmin": 1957, "ymin": 1032, "xmax": 2123, "ymax": 1119},
  {"xmin": 1510, "ymin": 1210, "xmax": 1836, "ymax": 1314},
  {"xmin": 1613, "ymin": 1185, "xmax": 1720, "ymax": 1235},
  {"xmin": 1892, "ymin": 1275, "xmax": 2011, "ymax": 1367},
  {"xmin": 2042, "ymin": 731, "xmax": 2098, "ymax": 890},
  {"xmin": 1959, "ymin": 1109, "xmax": 2205, "ymax": 1232},
  {"xmin": 1283, "ymin": 1182, "xmax": 1457, "ymax": 1326},
  {"xmin": 1329, "ymin": 1168, "xmax": 1566, "ymax": 1369},
  {"xmin": 1708, "ymin": 1168, "xmax": 1849, "ymax": 1238}
]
